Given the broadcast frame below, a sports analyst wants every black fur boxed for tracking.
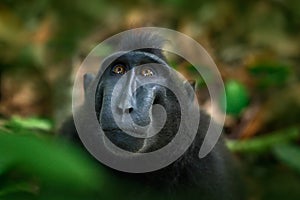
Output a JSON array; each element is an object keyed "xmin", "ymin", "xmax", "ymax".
[{"xmin": 118, "ymin": 31, "xmax": 167, "ymax": 61}]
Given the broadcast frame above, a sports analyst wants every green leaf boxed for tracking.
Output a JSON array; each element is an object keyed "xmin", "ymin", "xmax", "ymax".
[
  {"xmin": 0, "ymin": 182, "xmax": 38, "ymax": 197},
  {"xmin": 273, "ymin": 144, "xmax": 300, "ymax": 174},
  {"xmin": 248, "ymin": 62, "xmax": 291, "ymax": 89},
  {"xmin": 0, "ymin": 132, "xmax": 103, "ymax": 191},
  {"xmin": 220, "ymin": 80, "xmax": 250, "ymax": 116},
  {"xmin": 6, "ymin": 116, "xmax": 53, "ymax": 131}
]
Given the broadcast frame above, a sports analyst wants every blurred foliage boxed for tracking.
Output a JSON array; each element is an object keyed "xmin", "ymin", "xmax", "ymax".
[
  {"xmin": 227, "ymin": 127, "xmax": 299, "ymax": 154},
  {"xmin": 220, "ymin": 80, "xmax": 250, "ymax": 116},
  {"xmin": 4, "ymin": 116, "xmax": 52, "ymax": 132},
  {"xmin": 248, "ymin": 62, "xmax": 291, "ymax": 90},
  {"xmin": 0, "ymin": 118, "xmax": 104, "ymax": 199},
  {"xmin": 273, "ymin": 144, "xmax": 300, "ymax": 175},
  {"xmin": 0, "ymin": 0, "xmax": 300, "ymax": 199}
]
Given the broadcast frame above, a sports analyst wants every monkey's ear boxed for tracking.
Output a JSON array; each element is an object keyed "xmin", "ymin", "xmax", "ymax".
[
  {"xmin": 83, "ymin": 73, "xmax": 95, "ymax": 92},
  {"xmin": 184, "ymin": 80, "xmax": 196, "ymax": 102},
  {"xmin": 187, "ymin": 80, "xmax": 196, "ymax": 90}
]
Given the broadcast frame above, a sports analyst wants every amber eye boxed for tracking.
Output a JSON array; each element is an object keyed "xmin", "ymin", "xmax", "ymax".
[
  {"xmin": 141, "ymin": 68, "xmax": 154, "ymax": 77},
  {"xmin": 112, "ymin": 64, "xmax": 126, "ymax": 74}
]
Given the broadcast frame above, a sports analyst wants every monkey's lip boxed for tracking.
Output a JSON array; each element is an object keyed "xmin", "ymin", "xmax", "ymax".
[{"xmin": 102, "ymin": 128, "xmax": 145, "ymax": 136}]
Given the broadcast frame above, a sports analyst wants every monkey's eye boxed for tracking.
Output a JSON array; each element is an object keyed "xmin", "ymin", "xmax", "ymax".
[
  {"xmin": 141, "ymin": 68, "xmax": 154, "ymax": 77},
  {"xmin": 112, "ymin": 64, "xmax": 126, "ymax": 75}
]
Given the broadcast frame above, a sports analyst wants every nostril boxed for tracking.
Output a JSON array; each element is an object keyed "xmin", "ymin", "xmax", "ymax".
[
  {"xmin": 117, "ymin": 105, "xmax": 134, "ymax": 114},
  {"xmin": 128, "ymin": 107, "xmax": 133, "ymax": 113}
]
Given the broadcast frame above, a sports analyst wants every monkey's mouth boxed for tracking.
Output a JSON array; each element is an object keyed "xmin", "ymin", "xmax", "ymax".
[{"xmin": 102, "ymin": 127, "xmax": 146, "ymax": 137}]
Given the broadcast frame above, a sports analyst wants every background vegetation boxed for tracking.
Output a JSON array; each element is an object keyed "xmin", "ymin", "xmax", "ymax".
[{"xmin": 0, "ymin": 0, "xmax": 299, "ymax": 199}]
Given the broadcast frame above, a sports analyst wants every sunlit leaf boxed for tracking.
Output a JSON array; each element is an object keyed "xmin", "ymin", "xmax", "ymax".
[{"xmin": 6, "ymin": 116, "xmax": 52, "ymax": 131}]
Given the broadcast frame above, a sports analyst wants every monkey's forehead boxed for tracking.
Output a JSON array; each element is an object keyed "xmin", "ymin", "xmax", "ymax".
[{"xmin": 100, "ymin": 51, "xmax": 168, "ymax": 67}]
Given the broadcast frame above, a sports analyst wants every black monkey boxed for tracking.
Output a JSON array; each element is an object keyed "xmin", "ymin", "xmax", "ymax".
[{"xmin": 60, "ymin": 31, "xmax": 244, "ymax": 200}]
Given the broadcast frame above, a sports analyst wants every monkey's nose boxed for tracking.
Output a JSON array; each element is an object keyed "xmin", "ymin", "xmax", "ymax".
[
  {"xmin": 117, "ymin": 95, "xmax": 135, "ymax": 114},
  {"xmin": 128, "ymin": 107, "xmax": 133, "ymax": 113},
  {"xmin": 116, "ymin": 71, "xmax": 137, "ymax": 114},
  {"xmin": 117, "ymin": 104, "xmax": 134, "ymax": 114}
]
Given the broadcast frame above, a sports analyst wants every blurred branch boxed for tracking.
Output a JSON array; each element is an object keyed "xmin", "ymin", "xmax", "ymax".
[{"xmin": 226, "ymin": 127, "xmax": 300, "ymax": 153}]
